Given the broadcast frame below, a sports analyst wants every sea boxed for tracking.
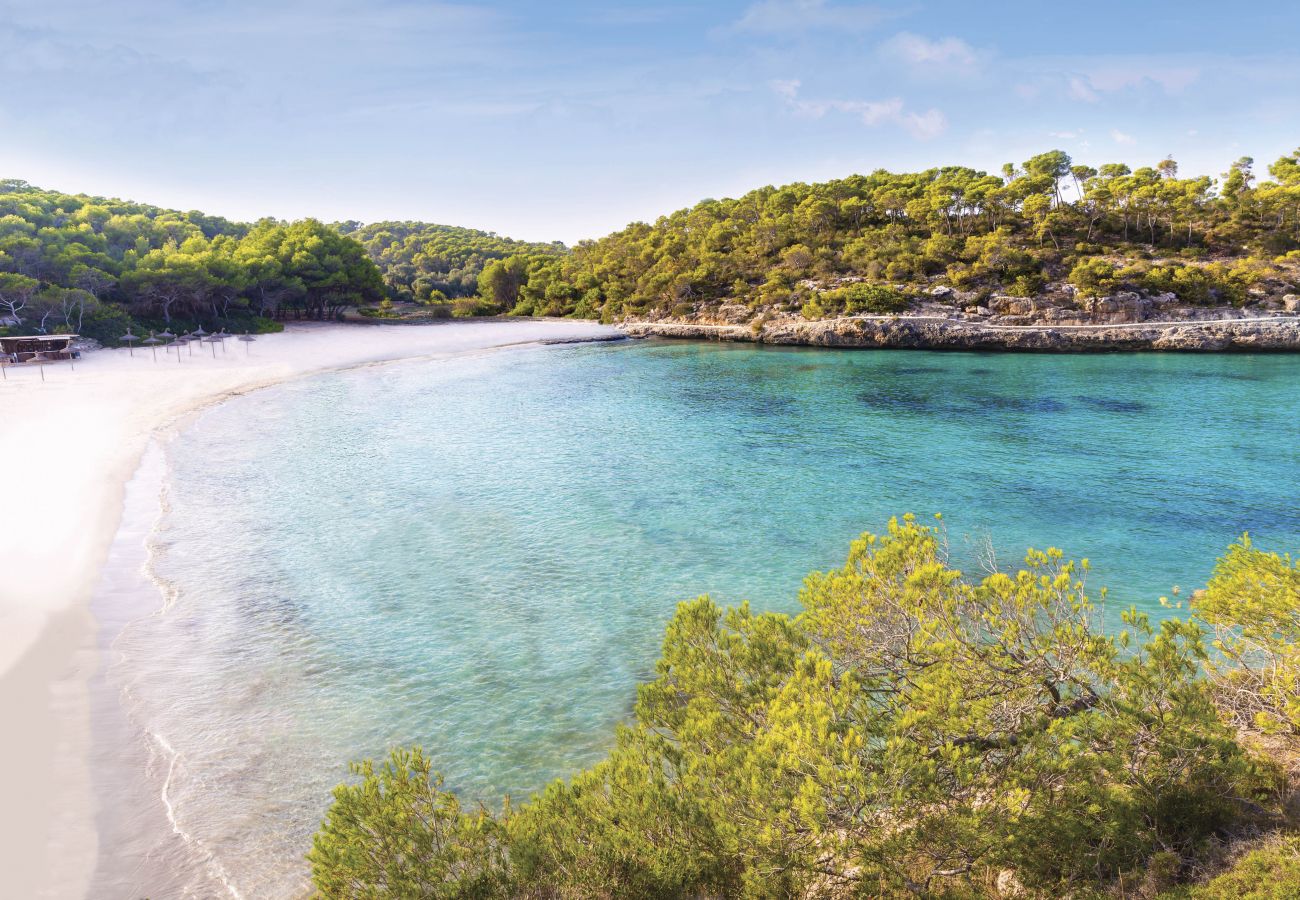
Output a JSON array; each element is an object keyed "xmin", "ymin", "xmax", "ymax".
[{"xmin": 90, "ymin": 338, "xmax": 1300, "ymax": 896}]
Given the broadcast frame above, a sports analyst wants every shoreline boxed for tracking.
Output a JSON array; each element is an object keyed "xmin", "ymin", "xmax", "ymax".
[
  {"xmin": 618, "ymin": 314, "xmax": 1300, "ymax": 351},
  {"xmin": 0, "ymin": 319, "xmax": 622, "ymax": 897}
]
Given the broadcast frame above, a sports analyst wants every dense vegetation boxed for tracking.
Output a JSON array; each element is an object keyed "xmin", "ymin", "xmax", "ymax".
[
  {"xmin": 472, "ymin": 150, "xmax": 1300, "ymax": 321},
  {"xmin": 0, "ymin": 180, "xmax": 385, "ymax": 344},
  {"xmin": 338, "ymin": 221, "xmax": 563, "ymax": 306},
  {"xmin": 7, "ymin": 149, "xmax": 1300, "ymax": 341},
  {"xmin": 310, "ymin": 517, "xmax": 1300, "ymax": 898}
]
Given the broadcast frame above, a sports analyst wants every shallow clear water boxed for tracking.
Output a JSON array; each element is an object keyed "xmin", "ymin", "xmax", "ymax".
[{"xmin": 115, "ymin": 340, "xmax": 1300, "ymax": 896}]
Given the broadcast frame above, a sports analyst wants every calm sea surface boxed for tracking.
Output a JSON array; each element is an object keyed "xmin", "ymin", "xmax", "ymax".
[{"xmin": 107, "ymin": 339, "xmax": 1300, "ymax": 896}]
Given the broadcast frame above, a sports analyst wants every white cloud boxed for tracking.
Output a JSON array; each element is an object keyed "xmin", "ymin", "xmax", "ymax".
[
  {"xmin": 1110, "ymin": 129, "xmax": 1136, "ymax": 145},
  {"xmin": 884, "ymin": 33, "xmax": 977, "ymax": 68},
  {"xmin": 903, "ymin": 108, "xmax": 947, "ymax": 140},
  {"xmin": 1063, "ymin": 61, "xmax": 1201, "ymax": 104},
  {"xmin": 1068, "ymin": 76, "xmax": 1099, "ymax": 103},
  {"xmin": 1048, "ymin": 129, "xmax": 1083, "ymax": 139},
  {"xmin": 770, "ymin": 80, "xmax": 945, "ymax": 139},
  {"xmin": 735, "ymin": 0, "xmax": 892, "ymax": 34}
]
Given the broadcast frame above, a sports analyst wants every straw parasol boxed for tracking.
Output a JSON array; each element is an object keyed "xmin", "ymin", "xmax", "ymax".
[
  {"xmin": 238, "ymin": 331, "xmax": 256, "ymax": 355},
  {"xmin": 143, "ymin": 330, "xmax": 161, "ymax": 362},
  {"xmin": 120, "ymin": 326, "xmax": 140, "ymax": 357},
  {"xmin": 203, "ymin": 333, "xmax": 222, "ymax": 358}
]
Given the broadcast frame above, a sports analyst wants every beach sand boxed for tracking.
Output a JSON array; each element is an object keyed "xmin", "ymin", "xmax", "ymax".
[{"xmin": 0, "ymin": 319, "xmax": 621, "ymax": 897}]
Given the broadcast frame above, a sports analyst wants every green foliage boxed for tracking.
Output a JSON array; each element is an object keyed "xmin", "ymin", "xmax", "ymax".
[
  {"xmin": 309, "ymin": 747, "xmax": 511, "ymax": 898},
  {"xmin": 1195, "ymin": 536, "xmax": 1300, "ymax": 734},
  {"xmin": 1068, "ymin": 257, "xmax": 1122, "ymax": 296},
  {"xmin": 0, "ymin": 183, "xmax": 383, "ymax": 334},
  {"xmin": 817, "ymin": 281, "xmax": 911, "ymax": 314},
  {"xmin": 1175, "ymin": 837, "xmax": 1300, "ymax": 899},
  {"xmin": 450, "ymin": 148, "xmax": 1299, "ymax": 321},
  {"xmin": 78, "ymin": 302, "xmax": 135, "ymax": 347},
  {"xmin": 312, "ymin": 518, "xmax": 1291, "ymax": 898},
  {"xmin": 341, "ymin": 222, "xmax": 562, "ymax": 303}
]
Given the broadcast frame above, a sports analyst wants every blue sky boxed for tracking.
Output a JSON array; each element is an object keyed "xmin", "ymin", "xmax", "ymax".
[{"xmin": 2, "ymin": 0, "xmax": 1297, "ymax": 242}]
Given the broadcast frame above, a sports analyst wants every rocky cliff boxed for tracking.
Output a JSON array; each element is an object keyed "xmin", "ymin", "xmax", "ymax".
[{"xmin": 619, "ymin": 314, "xmax": 1300, "ymax": 352}]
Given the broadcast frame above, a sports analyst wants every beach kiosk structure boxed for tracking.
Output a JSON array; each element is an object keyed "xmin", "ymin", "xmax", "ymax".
[{"xmin": 0, "ymin": 335, "xmax": 79, "ymax": 363}]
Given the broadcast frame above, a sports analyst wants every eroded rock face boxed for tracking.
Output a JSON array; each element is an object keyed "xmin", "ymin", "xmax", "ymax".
[
  {"xmin": 619, "ymin": 315, "xmax": 1300, "ymax": 352},
  {"xmin": 1285, "ymin": 294, "xmax": 1300, "ymax": 313}
]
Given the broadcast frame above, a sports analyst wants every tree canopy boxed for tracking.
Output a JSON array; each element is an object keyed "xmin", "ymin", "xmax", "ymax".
[
  {"xmin": 469, "ymin": 149, "xmax": 1300, "ymax": 321},
  {"xmin": 339, "ymin": 221, "xmax": 563, "ymax": 303},
  {"xmin": 310, "ymin": 518, "xmax": 1298, "ymax": 898},
  {"xmin": 0, "ymin": 182, "xmax": 385, "ymax": 342}
]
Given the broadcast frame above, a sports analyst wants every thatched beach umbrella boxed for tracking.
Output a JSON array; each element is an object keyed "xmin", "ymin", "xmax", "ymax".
[
  {"xmin": 143, "ymin": 330, "xmax": 161, "ymax": 363},
  {"xmin": 216, "ymin": 329, "xmax": 231, "ymax": 353},
  {"xmin": 31, "ymin": 350, "xmax": 47, "ymax": 382},
  {"xmin": 157, "ymin": 329, "xmax": 176, "ymax": 357},
  {"xmin": 120, "ymin": 326, "xmax": 140, "ymax": 357},
  {"xmin": 203, "ymin": 333, "xmax": 222, "ymax": 358},
  {"xmin": 0, "ymin": 354, "xmax": 10, "ymax": 381},
  {"xmin": 238, "ymin": 331, "xmax": 256, "ymax": 355}
]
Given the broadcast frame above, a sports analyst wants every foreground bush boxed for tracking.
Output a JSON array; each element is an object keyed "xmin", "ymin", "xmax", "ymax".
[
  {"xmin": 311, "ymin": 517, "xmax": 1294, "ymax": 897},
  {"xmin": 1195, "ymin": 537, "xmax": 1300, "ymax": 735}
]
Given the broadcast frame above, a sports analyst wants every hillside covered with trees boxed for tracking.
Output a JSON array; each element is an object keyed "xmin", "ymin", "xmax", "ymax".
[
  {"xmin": 7, "ymin": 148, "xmax": 1300, "ymax": 343},
  {"xmin": 0, "ymin": 180, "xmax": 386, "ymax": 343},
  {"xmin": 310, "ymin": 518, "xmax": 1300, "ymax": 898},
  {"xmin": 473, "ymin": 149, "xmax": 1300, "ymax": 322},
  {"xmin": 338, "ymin": 221, "xmax": 563, "ymax": 304}
]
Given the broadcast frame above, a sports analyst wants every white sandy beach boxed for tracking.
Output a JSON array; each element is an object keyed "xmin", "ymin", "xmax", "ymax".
[{"xmin": 0, "ymin": 319, "xmax": 621, "ymax": 898}]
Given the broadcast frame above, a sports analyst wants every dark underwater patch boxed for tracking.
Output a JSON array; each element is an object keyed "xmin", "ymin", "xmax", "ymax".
[{"xmin": 1075, "ymin": 396, "xmax": 1148, "ymax": 413}]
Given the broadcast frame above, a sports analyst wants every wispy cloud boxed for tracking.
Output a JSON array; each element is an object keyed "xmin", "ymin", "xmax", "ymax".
[
  {"xmin": 1067, "ymin": 76, "xmax": 1099, "ymax": 103},
  {"xmin": 883, "ymin": 33, "xmax": 978, "ymax": 69},
  {"xmin": 734, "ymin": 0, "xmax": 895, "ymax": 34},
  {"xmin": 771, "ymin": 79, "xmax": 946, "ymax": 139},
  {"xmin": 1110, "ymin": 128, "xmax": 1136, "ymax": 145}
]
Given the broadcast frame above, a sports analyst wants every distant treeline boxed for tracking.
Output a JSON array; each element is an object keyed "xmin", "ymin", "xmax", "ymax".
[
  {"xmin": 5, "ymin": 148, "xmax": 1300, "ymax": 343},
  {"xmin": 338, "ymin": 220, "xmax": 564, "ymax": 303}
]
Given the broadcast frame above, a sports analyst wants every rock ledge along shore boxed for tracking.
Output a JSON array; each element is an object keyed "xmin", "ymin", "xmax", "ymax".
[{"xmin": 619, "ymin": 314, "xmax": 1300, "ymax": 352}]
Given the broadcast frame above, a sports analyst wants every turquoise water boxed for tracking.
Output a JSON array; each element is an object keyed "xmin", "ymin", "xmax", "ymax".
[{"xmin": 121, "ymin": 340, "xmax": 1300, "ymax": 895}]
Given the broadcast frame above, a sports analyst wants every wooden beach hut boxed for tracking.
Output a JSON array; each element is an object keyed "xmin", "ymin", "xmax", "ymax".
[{"xmin": 0, "ymin": 335, "xmax": 80, "ymax": 363}]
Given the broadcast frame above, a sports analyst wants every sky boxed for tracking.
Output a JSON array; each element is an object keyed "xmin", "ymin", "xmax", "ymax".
[{"xmin": 2, "ymin": 0, "xmax": 1298, "ymax": 243}]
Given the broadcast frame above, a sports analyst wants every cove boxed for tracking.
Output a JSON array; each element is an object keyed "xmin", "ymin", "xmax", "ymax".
[{"xmin": 113, "ymin": 339, "xmax": 1300, "ymax": 896}]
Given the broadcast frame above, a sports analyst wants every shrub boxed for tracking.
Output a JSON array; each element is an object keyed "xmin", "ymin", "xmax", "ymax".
[
  {"xmin": 452, "ymin": 298, "xmax": 489, "ymax": 317},
  {"xmin": 1180, "ymin": 837, "xmax": 1300, "ymax": 899},
  {"xmin": 800, "ymin": 297, "xmax": 827, "ymax": 319},
  {"xmin": 1194, "ymin": 536, "xmax": 1300, "ymax": 734},
  {"xmin": 817, "ymin": 282, "xmax": 911, "ymax": 315},
  {"xmin": 1069, "ymin": 257, "xmax": 1122, "ymax": 296},
  {"xmin": 1007, "ymin": 273, "xmax": 1046, "ymax": 297},
  {"xmin": 313, "ymin": 519, "xmax": 1271, "ymax": 898}
]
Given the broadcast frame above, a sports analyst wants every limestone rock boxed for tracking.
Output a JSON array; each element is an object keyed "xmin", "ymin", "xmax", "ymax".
[
  {"xmin": 1284, "ymin": 294, "xmax": 1300, "ymax": 313},
  {"xmin": 619, "ymin": 314, "xmax": 1300, "ymax": 352}
]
